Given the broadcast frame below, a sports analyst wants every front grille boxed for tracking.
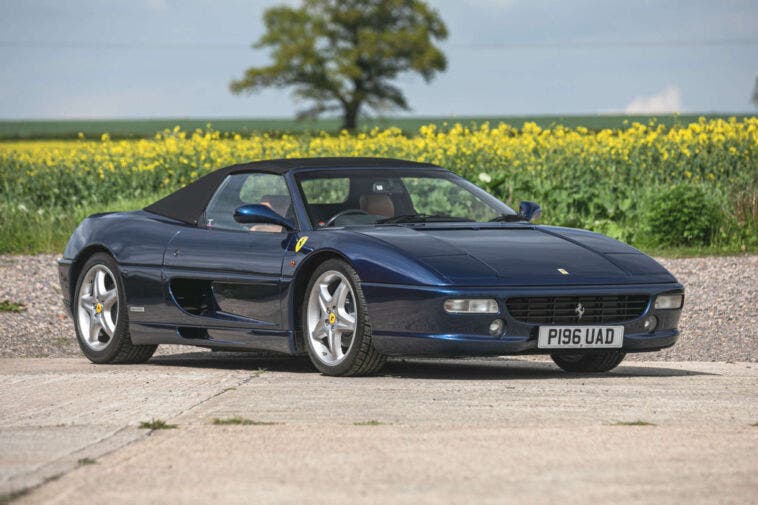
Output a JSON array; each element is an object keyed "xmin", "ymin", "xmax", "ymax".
[{"xmin": 505, "ymin": 295, "xmax": 649, "ymax": 324}]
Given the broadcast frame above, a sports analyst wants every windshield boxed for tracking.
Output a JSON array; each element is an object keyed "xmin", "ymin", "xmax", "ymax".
[{"xmin": 295, "ymin": 169, "xmax": 516, "ymax": 228}]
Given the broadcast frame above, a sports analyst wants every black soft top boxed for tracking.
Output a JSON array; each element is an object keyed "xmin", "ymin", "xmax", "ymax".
[{"xmin": 143, "ymin": 157, "xmax": 439, "ymax": 225}]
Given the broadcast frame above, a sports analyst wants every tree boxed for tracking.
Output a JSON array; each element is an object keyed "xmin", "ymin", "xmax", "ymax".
[
  {"xmin": 230, "ymin": 0, "xmax": 448, "ymax": 130},
  {"xmin": 753, "ymin": 76, "xmax": 758, "ymax": 107}
]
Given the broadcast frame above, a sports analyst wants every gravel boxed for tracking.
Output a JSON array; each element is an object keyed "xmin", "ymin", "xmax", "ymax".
[
  {"xmin": 0, "ymin": 254, "xmax": 755, "ymax": 361},
  {"xmin": 0, "ymin": 255, "xmax": 192, "ymax": 358}
]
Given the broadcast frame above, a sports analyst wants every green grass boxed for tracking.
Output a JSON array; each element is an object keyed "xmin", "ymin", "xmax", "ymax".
[
  {"xmin": 0, "ymin": 300, "xmax": 26, "ymax": 313},
  {"xmin": 77, "ymin": 457, "xmax": 97, "ymax": 466},
  {"xmin": 212, "ymin": 417, "xmax": 279, "ymax": 426},
  {"xmin": 0, "ymin": 189, "xmax": 753, "ymax": 258},
  {"xmin": 611, "ymin": 420, "xmax": 657, "ymax": 426},
  {"xmin": 0, "ymin": 195, "xmax": 157, "ymax": 254},
  {"xmin": 1, "ymin": 114, "xmax": 752, "ymax": 140},
  {"xmin": 353, "ymin": 420, "xmax": 386, "ymax": 426},
  {"xmin": 1, "ymin": 193, "xmax": 753, "ymax": 257},
  {"xmin": 1, "ymin": 194, "xmax": 753, "ymax": 257},
  {"xmin": 138, "ymin": 419, "xmax": 178, "ymax": 430}
]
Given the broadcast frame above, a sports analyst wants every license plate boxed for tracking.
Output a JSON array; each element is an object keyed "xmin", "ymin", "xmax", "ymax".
[{"xmin": 538, "ymin": 326, "xmax": 624, "ymax": 349}]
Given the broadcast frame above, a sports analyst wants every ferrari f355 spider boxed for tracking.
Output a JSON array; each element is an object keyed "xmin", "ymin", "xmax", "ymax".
[{"xmin": 59, "ymin": 158, "xmax": 684, "ymax": 375}]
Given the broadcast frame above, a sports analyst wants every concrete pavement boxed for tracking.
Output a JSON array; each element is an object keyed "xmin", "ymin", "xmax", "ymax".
[{"xmin": 1, "ymin": 354, "xmax": 756, "ymax": 504}]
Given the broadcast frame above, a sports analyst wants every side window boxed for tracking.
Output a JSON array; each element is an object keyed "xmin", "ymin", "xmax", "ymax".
[{"xmin": 204, "ymin": 173, "xmax": 292, "ymax": 232}]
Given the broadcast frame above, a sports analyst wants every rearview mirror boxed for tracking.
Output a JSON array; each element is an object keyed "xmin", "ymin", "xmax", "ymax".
[
  {"xmin": 518, "ymin": 201, "xmax": 542, "ymax": 222},
  {"xmin": 233, "ymin": 204, "xmax": 296, "ymax": 230}
]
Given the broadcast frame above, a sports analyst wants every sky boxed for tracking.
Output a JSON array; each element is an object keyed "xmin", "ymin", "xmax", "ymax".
[{"xmin": 0, "ymin": 0, "xmax": 756, "ymax": 119}]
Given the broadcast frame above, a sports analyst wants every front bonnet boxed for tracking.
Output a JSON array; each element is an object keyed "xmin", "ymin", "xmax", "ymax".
[{"xmin": 355, "ymin": 224, "xmax": 676, "ymax": 286}]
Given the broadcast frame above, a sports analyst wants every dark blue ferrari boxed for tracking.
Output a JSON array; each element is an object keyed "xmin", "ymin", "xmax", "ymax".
[{"xmin": 58, "ymin": 157, "xmax": 684, "ymax": 376}]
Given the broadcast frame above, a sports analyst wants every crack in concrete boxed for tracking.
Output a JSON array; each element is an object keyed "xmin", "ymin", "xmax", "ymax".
[
  {"xmin": 2, "ymin": 369, "xmax": 259, "ymax": 500},
  {"xmin": 162, "ymin": 370, "xmax": 260, "ymax": 425}
]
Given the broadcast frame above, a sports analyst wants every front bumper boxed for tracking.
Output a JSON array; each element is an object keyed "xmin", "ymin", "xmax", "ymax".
[{"xmin": 363, "ymin": 282, "xmax": 683, "ymax": 356}]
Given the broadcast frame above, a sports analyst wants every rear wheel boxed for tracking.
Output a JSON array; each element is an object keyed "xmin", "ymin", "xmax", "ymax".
[
  {"xmin": 73, "ymin": 253, "xmax": 157, "ymax": 364},
  {"xmin": 550, "ymin": 351, "xmax": 625, "ymax": 373},
  {"xmin": 302, "ymin": 259, "xmax": 385, "ymax": 376}
]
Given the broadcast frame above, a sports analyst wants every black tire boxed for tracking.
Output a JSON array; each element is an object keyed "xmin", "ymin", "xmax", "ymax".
[
  {"xmin": 73, "ymin": 253, "xmax": 157, "ymax": 364},
  {"xmin": 550, "ymin": 351, "xmax": 626, "ymax": 373},
  {"xmin": 301, "ymin": 259, "xmax": 386, "ymax": 376}
]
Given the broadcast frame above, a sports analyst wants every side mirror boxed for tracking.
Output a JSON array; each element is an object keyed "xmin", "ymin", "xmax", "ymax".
[
  {"xmin": 233, "ymin": 204, "xmax": 296, "ymax": 230},
  {"xmin": 518, "ymin": 201, "xmax": 542, "ymax": 222}
]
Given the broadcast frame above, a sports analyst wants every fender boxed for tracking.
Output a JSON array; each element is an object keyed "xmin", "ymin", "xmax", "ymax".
[{"xmin": 283, "ymin": 229, "xmax": 449, "ymax": 286}]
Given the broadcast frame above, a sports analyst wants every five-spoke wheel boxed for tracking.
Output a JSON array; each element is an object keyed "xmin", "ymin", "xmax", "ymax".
[
  {"xmin": 77, "ymin": 264, "xmax": 119, "ymax": 351},
  {"xmin": 306, "ymin": 270, "xmax": 357, "ymax": 365},
  {"xmin": 302, "ymin": 259, "xmax": 385, "ymax": 376}
]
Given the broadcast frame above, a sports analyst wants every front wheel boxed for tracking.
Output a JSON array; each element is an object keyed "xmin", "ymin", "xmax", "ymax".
[
  {"xmin": 551, "ymin": 351, "xmax": 625, "ymax": 373},
  {"xmin": 302, "ymin": 259, "xmax": 385, "ymax": 376}
]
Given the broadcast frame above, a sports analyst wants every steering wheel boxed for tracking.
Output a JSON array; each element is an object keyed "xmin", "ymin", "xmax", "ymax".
[{"xmin": 323, "ymin": 209, "xmax": 370, "ymax": 227}]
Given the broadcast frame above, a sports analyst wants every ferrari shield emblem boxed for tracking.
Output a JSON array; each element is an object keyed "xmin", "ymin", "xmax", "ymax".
[{"xmin": 295, "ymin": 236, "xmax": 309, "ymax": 253}]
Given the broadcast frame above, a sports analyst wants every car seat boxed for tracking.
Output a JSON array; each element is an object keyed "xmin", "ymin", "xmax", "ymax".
[{"xmin": 359, "ymin": 194, "xmax": 395, "ymax": 217}]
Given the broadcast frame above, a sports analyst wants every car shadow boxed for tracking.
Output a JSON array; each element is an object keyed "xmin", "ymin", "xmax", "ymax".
[
  {"xmin": 380, "ymin": 358, "xmax": 716, "ymax": 380},
  {"xmin": 147, "ymin": 351, "xmax": 716, "ymax": 380},
  {"xmin": 149, "ymin": 351, "xmax": 314, "ymax": 373}
]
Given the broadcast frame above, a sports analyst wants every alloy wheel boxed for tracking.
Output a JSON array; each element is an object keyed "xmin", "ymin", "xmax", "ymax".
[
  {"xmin": 306, "ymin": 270, "xmax": 357, "ymax": 365},
  {"xmin": 76, "ymin": 264, "xmax": 119, "ymax": 351}
]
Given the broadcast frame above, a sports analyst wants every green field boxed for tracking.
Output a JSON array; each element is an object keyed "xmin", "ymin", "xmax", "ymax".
[
  {"xmin": 0, "ymin": 114, "xmax": 754, "ymax": 140},
  {"xmin": 1, "ymin": 116, "xmax": 755, "ymax": 256}
]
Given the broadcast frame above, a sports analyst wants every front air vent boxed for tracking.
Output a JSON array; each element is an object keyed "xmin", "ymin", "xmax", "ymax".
[{"xmin": 505, "ymin": 295, "xmax": 649, "ymax": 324}]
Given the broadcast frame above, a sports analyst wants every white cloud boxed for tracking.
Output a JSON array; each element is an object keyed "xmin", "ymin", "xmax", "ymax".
[{"xmin": 624, "ymin": 85, "xmax": 682, "ymax": 114}]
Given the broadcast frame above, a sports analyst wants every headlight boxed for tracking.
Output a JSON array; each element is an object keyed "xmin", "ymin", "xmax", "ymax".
[
  {"xmin": 655, "ymin": 293, "xmax": 683, "ymax": 310},
  {"xmin": 444, "ymin": 299, "xmax": 499, "ymax": 314}
]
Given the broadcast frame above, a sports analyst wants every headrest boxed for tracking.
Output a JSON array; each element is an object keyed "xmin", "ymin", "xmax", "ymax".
[{"xmin": 359, "ymin": 194, "xmax": 395, "ymax": 217}]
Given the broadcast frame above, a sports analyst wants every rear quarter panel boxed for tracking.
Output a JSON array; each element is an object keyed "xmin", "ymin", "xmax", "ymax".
[
  {"xmin": 61, "ymin": 211, "xmax": 184, "ymax": 316},
  {"xmin": 63, "ymin": 210, "xmax": 181, "ymax": 266}
]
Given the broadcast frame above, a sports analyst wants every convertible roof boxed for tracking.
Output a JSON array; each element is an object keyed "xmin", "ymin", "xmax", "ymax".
[{"xmin": 143, "ymin": 157, "xmax": 440, "ymax": 225}]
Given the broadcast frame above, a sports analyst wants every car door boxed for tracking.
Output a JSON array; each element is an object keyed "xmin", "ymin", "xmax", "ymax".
[{"xmin": 162, "ymin": 172, "xmax": 296, "ymax": 349}]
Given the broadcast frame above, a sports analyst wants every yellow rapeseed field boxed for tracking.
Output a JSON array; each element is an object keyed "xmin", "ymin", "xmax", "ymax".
[{"xmin": 1, "ymin": 118, "xmax": 756, "ymax": 253}]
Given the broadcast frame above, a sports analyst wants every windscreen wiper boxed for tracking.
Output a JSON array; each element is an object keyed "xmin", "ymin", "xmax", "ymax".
[
  {"xmin": 377, "ymin": 213, "xmax": 475, "ymax": 224},
  {"xmin": 489, "ymin": 214, "xmax": 529, "ymax": 222}
]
